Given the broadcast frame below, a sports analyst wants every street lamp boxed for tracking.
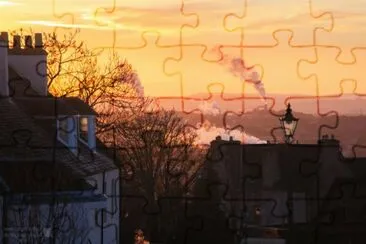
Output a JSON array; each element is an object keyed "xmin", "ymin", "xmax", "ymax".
[{"xmin": 279, "ymin": 103, "xmax": 299, "ymax": 144}]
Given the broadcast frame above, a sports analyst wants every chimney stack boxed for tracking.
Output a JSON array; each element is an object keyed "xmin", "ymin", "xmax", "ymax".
[
  {"xmin": 25, "ymin": 35, "xmax": 32, "ymax": 48},
  {"xmin": 0, "ymin": 32, "xmax": 8, "ymax": 48},
  {"xmin": 0, "ymin": 32, "xmax": 9, "ymax": 96},
  {"xmin": 13, "ymin": 35, "xmax": 20, "ymax": 49},
  {"xmin": 34, "ymin": 33, "xmax": 43, "ymax": 48}
]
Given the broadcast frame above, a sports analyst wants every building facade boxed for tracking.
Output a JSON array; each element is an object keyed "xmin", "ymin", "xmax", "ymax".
[
  {"xmin": 0, "ymin": 32, "xmax": 120, "ymax": 243},
  {"xmin": 195, "ymin": 135, "xmax": 365, "ymax": 243}
]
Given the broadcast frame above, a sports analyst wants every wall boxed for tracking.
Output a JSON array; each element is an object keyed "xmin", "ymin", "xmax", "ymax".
[
  {"xmin": 86, "ymin": 168, "xmax": 120, "ymax": 244},
  {"xmin": 8, "ymin": 55, "xmax": 47, "ymax": 96},
  {"xmin": 206, "ymin": 138, "xmax": 351, "ymax": 227},
  {"xmin": 0, "ymin": 40, "xmax": 8, "ymax": 96},
  {"xmin": 3, "ymin": 201, "xmax": 100, "ymax": 244}
]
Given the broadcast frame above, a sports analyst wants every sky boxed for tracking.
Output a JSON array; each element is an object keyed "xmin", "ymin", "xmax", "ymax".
[{"xmin": 1, "ymin": 0, "xmax": 366, "ymax": 98}]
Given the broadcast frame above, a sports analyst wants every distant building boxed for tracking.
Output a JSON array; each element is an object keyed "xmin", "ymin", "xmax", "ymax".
[
  {"xmin": 0, "ymin": 32, "xmax": 120, "ymax": 243},
  {"xmin": 192, "ymin": 135, "xmax": 366, "ymax": 244}
]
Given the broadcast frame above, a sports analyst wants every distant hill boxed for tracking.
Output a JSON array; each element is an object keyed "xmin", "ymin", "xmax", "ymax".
[
  {"xmin": 173, "ymin": 108, "xmax": 366, "ymax": 158},
  {"xmin": 153, "ymin": 93, "xmax": 366, "ymax": 116}
]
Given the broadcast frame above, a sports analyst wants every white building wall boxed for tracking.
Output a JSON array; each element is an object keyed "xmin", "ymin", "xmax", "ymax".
[
  {"xmin": 8, "ymin": 54, "xmax": 47, "ymax": 96},
  {"xmin": 3, "ymin": 200, "xmax": 105, "ymax": 244},
  {"xmin": 85, "ymin": 168, "xmax": 120, "ymax": 244}
]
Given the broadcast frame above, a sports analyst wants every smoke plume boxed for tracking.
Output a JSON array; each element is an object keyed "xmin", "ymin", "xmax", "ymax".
[
  {"xmin": 198, "ymin": 100, "xmax": 221, "ymax": 116},
  {"xmin": 131, "ymin": 73, "xmax": 144, "ymax": 97},
  {"xmin": 195, "ymin": 120, "xmax": 267, "ymax": 145},
  {"xmin": 211, "ymin": 46, "xmax": 267, "ymax": 104}
]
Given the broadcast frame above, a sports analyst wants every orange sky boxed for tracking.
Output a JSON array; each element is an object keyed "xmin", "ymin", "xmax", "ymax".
[{"xmin": 1, "ymin": 0, "xmax": 366, "ymax": 97}]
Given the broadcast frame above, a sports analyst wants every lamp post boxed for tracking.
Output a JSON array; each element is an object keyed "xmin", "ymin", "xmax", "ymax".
[{"xmin": 279, "ymin": 103, "xmax": 299, "ymax": 144}]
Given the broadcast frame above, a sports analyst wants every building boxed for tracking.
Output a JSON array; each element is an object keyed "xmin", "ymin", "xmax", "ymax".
[
  {"xmin": 192, "ymin": 135, "xmax": 366, "ymax": 244},
  {"xmin": 0, "ymin": 32, "xmax": 120, "ymax": 243}
]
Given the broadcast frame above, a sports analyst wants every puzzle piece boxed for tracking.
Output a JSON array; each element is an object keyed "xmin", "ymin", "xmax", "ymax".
[
  {"xmin": 93, "ymin": 0, "xmax": 198, "ymax": 48},
  {"xmin": 180, "ymin": 0, "xmax": 244, "ymax": 53},
  {"xmin": 185, "ymin": 183, "xmax": 238, "ymax": 243},
  {"xmin": 295, "ymin": 81, "xmax": 366, "ymax": 157},
  {"xmin": 237, "ymin": 31, "xmax": 321, "ymax": 110},
  {"xmin": 107, "ymin": 32, "xmax": 184, "ymax": 97},
  {"xmin": 163, "ymin": 45, "xmax": 241, "ymax": 97},
  {"xmin": 310, "ymin": 0, "xmax": 366, "ymax": 61},
  {"xmin": 298, "ymin": 46, "xmax": 366, "ymax": 95},
  {"xmin": 224, "ymin": 0, "xmax": 334, "ymax": 46},
  {"xmin": 308, "ymin": 179, "xmax": 366, "ymax": 243}
]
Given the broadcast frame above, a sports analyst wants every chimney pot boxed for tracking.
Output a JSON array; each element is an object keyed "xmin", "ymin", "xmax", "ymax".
[
  {"xmin": 34, "ymin": 33, "xmax": 43, "ymax": 48},
  {"xmin": 25, "ymin": 35, "xmax": 32, "ymax": 48},
  {"xmin": 13, "ymin": 35, "xmax": 20, "ymax": 49},
  {"xmin": 0, "ymin": 32, "xmax": 8, "ymax": 48}
]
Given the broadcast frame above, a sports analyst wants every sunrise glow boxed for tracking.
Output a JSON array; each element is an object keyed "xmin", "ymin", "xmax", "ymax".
[{"xmin": 1, "ymin": 0, "xmax": 365, "ymax": 97}]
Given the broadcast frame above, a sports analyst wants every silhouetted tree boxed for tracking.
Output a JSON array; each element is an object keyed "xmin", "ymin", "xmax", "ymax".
[
  {"xmin": 9, "ymin": 28, "xmax": 147, "ymax": 136},
  {"xmin": 114, "ymin": 107, "xmax": 206, "ymax": 242}
]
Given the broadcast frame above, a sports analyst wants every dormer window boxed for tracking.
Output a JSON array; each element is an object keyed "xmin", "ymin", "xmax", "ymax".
[
  {"xmin": 57, "ymin": 115, "xmax": 96, "ymax": 152},
  {"xmin": 57, "ymin": 116, "xmax": 77, "ymax": 154},
  {"xmin": 78, "ymin": 116, "xmax": 96, "ymax": 151}
]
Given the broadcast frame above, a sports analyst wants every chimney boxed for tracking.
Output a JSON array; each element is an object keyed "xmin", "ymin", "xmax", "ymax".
[
  {"xmin": 13, "ymin": 35, "xmax": 20, "ymax": 49},
  {"xmin": 0, "ymin": 32, "xmax": 8, "ymax": 48},
  {"xmin": 24, "ymin": 35, "xmax": 32, "ymax": 48},
  {"xmin": 0, "ymin": 32, "xmax": 9, "ymax": 96},
  {"xmin": 7, "ymin": 32, "xmax": 47, "ymax": 96},
  {"xmin": 34, "ymin": 33, "xmax": 43, "ymax": 48}
]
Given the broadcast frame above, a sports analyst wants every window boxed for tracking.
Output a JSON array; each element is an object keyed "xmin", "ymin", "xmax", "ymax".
[
  {"xmin": 58, "ymin": 117, "xmax": 69, "ymax": 143},
  {"xmin": 79, "ymin": 117, "xmax": 88, "ymax": 143}
]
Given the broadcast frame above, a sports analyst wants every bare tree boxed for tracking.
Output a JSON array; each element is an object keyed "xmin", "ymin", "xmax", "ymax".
[
  {"xmin": 114, "ymin": 107, "xmax": 206, "ymax": 241},
  {"xmin": 9, "ymin": 28, "xmax": 147, "ymax": 135}
]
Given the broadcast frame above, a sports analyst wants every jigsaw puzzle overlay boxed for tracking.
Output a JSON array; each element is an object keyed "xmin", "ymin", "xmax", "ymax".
[{"xmin": 0, "ymin": 0, "xmax": 366, "ymax": 243}]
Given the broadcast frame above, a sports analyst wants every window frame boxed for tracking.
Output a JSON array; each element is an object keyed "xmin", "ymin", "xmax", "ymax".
[
  {"xmin": 78, "ymin": 116, "xmax": 89, "ymax": 146},
  {"xmin": 57, "ymin": 116, "xmax": 70, "ymax": 145}
]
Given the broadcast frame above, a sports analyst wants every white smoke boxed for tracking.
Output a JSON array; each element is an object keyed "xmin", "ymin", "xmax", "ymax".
[
  {"xmin": 198, "ymin": 100, "xmax": 221, "ymax": 116},
  {"xmin": 131, "ymin": 73, "xmax": 144, "ymax": 97},
  {"xmin": 211, "ymin": 46, "xmax": 266, "ymax": 103},
  {"xmin": 246, "ymin": 71, "xmax": 266, "ymax": 104},
  {"xmin": 194, "ymin": 120, "xmax": 267, "ymax": 145}
]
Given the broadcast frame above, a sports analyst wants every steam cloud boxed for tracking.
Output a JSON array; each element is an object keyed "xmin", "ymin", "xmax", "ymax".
[
  {"xmin": 195, "ymin": 120, "xmax": 267, "ymax": 145},
  {"xmin": 198, "ymin": 100, "xmax": 221, "ymax": 115},
  {"xmin": 211, "ymin": 46, "xmax": 267, "ymax": 104},
  {"xmin": 131, "ymin": 73, "xmax": 144, "ymax": 97}
]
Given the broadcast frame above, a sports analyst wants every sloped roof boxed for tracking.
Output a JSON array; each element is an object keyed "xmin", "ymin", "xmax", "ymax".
[
  {"xmin": 0, "ymin": 160, "xmax": 94, "ymax": 193},
  {"xmin": 32, "ymin": 117, "xmax": 117, "ymax": 176},
  {"xmin": 0, "ymin": 67, "xmax": 117, "ymax": 194},
  {"xmin": 13, "ymin": 96, "xmax": 97, "ymax": 116}
]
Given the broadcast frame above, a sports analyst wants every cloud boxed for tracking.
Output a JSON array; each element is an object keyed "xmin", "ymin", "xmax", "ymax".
[
  {"xmin": 0, "ymin": 1, "xmax": 21, "ymax": 6},
  {"xmin": 17, "ymin": 20, "xmax": 118, "ymax": 31}
]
